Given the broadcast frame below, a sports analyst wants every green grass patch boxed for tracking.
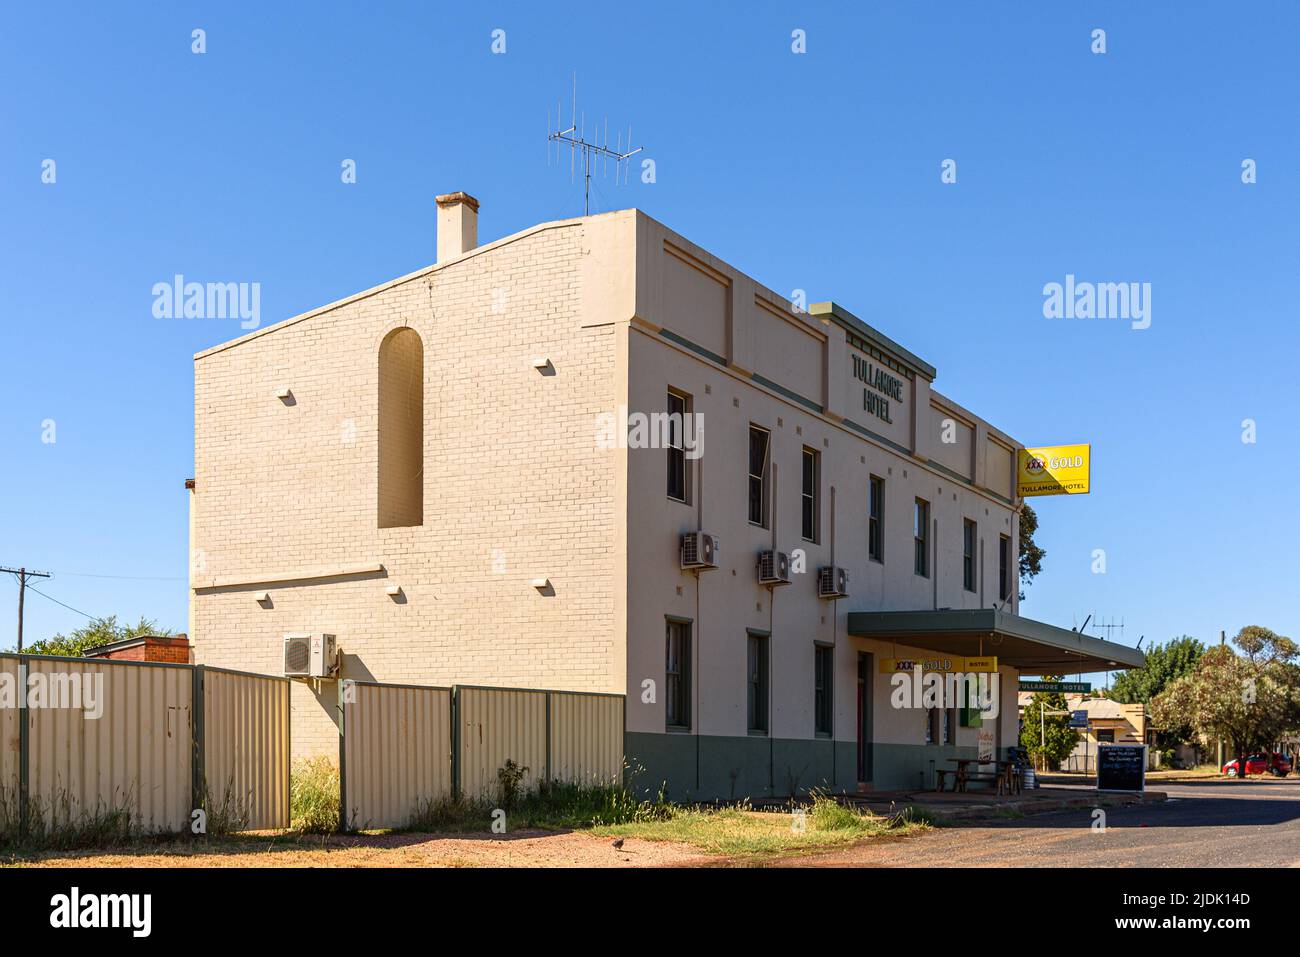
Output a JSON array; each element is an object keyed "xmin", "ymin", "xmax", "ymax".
[{"xmin": 592, "ymin": 792, "xmax": 928, "ymax": 858}]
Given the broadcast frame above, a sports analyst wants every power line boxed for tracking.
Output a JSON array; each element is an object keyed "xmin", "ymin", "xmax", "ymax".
[
  {"xmin": 25, "ymin": 585, "xmax": 99, "ymax": 622},
  {"xmin": 58, "ymin": 571, "xmax": 186, "ymax": 582}
]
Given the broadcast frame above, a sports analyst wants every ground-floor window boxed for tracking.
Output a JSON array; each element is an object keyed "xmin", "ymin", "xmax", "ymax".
[
  {"xmin": 747, "ymin": 632, "xmax": 769, "ymax": 734},
  {"xmin": 665, "ymin": 619, "xmax": 691, "ymax": 730},
  {"xmin": 814, "ymin": 644, "xmax": 833, "ymax": 736}
]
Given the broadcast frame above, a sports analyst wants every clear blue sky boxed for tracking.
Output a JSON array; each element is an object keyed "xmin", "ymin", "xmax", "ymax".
[{"xmin": 2, "ymin": 2, "xmax": 1296, "ymax": 663}]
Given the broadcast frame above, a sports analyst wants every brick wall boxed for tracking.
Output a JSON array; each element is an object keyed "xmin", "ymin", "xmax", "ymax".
[
  {"xmin": 85, "ymin": 634, "xmax": 192, "ymax": 664},
  {"xmin": 191, "ymin": 217, "xmax": 623, "ymax": 760}
]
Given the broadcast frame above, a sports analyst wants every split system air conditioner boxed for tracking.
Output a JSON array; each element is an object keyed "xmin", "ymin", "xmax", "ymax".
[
  {"xmin": 283, "ymin": 633, "xmax": 338, "ymax": 679},
  {"xmin": 757, "ymin": 550, "xmax": 791, "ymax": 586},
  {"xmin": 680, "ymin": 531, "xmax": 720, "ymax": 570},
  {"xmin": 817, "ymin": 565, "xmax": 850, "ymax": 599}
]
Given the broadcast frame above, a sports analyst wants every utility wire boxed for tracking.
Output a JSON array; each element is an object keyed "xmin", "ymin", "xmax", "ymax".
[
  {"xmin": 24, "ymin": 585, "xmax": 99, "ymax": 621},
  {"xmin": 57, "ymin": 572, "xmax": 186, "ymax": 582}
]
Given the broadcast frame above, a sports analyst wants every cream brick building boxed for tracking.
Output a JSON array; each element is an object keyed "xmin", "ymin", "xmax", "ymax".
[{"xmin": 190, "ymin": 193, "xmax": 1142, "ymax": 797}]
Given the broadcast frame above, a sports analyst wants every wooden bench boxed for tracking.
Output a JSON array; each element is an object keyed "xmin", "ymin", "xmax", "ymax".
[
  {"xmin": 934, "ymin": 769, "xmax": 953, "ymax": 792},
  {"xmin": 960, "ymin": 772, "xmax": 1006, "ymax": 795}
]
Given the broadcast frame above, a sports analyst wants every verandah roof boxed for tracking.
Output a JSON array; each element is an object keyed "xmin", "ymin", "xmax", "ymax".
[{"xmin": 845, "ymin": 609, "xmax": 1146, "ymax": 676}]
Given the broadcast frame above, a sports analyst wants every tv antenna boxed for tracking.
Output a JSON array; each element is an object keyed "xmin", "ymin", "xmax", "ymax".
[{"xmin": 547, "ymin": 74, "xmax": 643, "ymax": 216}]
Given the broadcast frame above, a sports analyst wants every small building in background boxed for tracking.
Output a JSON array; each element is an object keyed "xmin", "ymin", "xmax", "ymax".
[
  {"xmin": 83, "ymin": 634, "xmax": 192, "ymax": 665},
  {"xmin": 1018, "ymin": 691, "xmax": 1153, "ymax": 771}
]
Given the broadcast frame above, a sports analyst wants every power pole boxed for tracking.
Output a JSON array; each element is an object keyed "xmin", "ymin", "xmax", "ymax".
[{"xmin": 1, "ymin": 566, "xmax": 51, "ymax": 652}]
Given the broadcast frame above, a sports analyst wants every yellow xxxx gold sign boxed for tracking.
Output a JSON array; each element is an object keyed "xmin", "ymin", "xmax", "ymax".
[
  {"xmin": 880, "ymin": 656, "xmax": 999, "ymax": 674},
  {"xmin": 1017, "ymin": 444, "xmax": 1090, "ymax": 497}
]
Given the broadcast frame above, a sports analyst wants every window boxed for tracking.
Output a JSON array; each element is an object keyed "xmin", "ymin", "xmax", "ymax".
[
  {"xmin": 999, "ymin": 534, "xmax": 1012, "ymax": 601},
  {"xmin": 665, "ymin": 620, "xmax": 691, "ymax": 730},
  {"xmin": 747, "ymin": 633, "xmax": 769, "ymax": 734},
  {"xmin": 801, "ymin": 447, "xmax": 819, "ymax": 542},
  {"xmin": 963, "ymin": 519, "xmax": 977, "ymax": 592},
  {"xmin": 868, "ymin": 475, "xmax": 884, "ymax": 563},
  {"xmin": 913, "ymin": 498, "xmax": 930, "ymax": 577},
  {"xmin": 941, "ymin": 708, "xmax": 951, "ymax": 746},
  {"xmin": 925, "ymin": 707, "xmax": 936, "ymax": 745},
  {"xmin": 748, "ymin": 426, "xmax": 770, "ymax": 526},
  {"xmin": 666, "ymin": 390, "xmax": 690, "ymax": 503},
  {"xmin": 1096, "ymin": 729, "xmax": 1115, "ymax": 744},
  {"xmin": 378, "ymin": 327, "xmax": 424, "ymax": 528},
  {"xmin": 814, "ymin": 645, "xmax": 833, "ymax": 736}
]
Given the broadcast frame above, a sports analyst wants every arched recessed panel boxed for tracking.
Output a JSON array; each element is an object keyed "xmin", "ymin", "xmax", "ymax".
[{"xmin": 378, "ymin": 327, "xmax": 424, "ymax": 528}]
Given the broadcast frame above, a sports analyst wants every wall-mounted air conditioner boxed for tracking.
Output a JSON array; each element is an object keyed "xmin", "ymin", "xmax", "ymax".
[
  {"xmin": 283, "ymin": 633, "xmax": 338, "ymax": 679},
  {"xmin": 758, "ymin": 550, "xmax": 791, "ymax": 586},
  {"xmin": 680, "ymin": 531, "xmax": 720, "ymax": 570},
  {"xmin": 817, "ymin": 566, "xmax": 850, "ymax": 599}
]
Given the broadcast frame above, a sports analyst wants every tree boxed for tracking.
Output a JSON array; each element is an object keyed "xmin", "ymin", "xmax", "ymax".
[
  {"xmin": 1017, "ymin": 503, "xmax": 1045, "ymax": 601},
  {"xmin": 1019, "ymin": 677, "xmax": 1078, "ymax": 770},
  {"xmin": 1150, "ymin": 626, "xmax": 1300, "ymax": 775},
  {"xmin": 20, "ymin": 616, "xmax": 171, "ymax": 658},
  {"xmin": 1110, "ymin": 636, "xmax": 1204, "ymax": 745}
]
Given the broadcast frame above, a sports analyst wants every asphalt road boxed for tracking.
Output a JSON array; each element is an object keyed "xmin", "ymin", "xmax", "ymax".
[{"xmin": 796, "ymin": 779, "xmax": 1300, "ymax": 867}]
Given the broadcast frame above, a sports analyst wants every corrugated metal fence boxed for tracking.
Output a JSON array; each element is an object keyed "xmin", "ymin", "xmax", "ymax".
[
  {"xmin": 0, "ymin": 654, "xmax": 290, "ymax": 838},
  {"xmin": 340, "ymin": 682, "xmax": 624, "ymax": 831},
  {"xmin": 199, "ymin": 666, "xmax": 291, "ymax": 830},
  {"xmin": 340, "ymin": 681, "xmax": 452, "ymax": 831}
]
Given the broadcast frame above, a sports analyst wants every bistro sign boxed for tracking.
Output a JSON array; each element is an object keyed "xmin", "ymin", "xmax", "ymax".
[{"xmin": 851, "ymin": 355, "xmax": 903, "ymax": 424}]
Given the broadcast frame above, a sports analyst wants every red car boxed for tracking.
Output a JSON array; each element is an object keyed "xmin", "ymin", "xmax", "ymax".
[{"xmin": 1222, "ymin": 753, "xmax": 1292, "ymax": 777}]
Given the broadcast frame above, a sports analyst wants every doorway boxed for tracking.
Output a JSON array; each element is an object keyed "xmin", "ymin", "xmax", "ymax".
[{"xmin": 857, "ymin": 652, "xmax": 873, "ymax": 783}]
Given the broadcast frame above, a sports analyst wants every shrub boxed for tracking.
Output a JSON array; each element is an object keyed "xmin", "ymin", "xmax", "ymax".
[
  {"xmin": 291, "ymin": 757, "xmax": 340, "ymax": 833},
  {"xmin": 496, "ymin": 759, "xmax": 529, "ymax": 811}
]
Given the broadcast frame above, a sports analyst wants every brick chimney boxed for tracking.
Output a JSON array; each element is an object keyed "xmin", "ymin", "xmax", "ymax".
[{"xmin": 436, "ymin": 192, "xmax": 479, "ymax": 263}]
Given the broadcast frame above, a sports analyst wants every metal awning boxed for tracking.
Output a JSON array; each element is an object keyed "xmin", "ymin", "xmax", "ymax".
[{"xmin": 845, "ymin": 609, "xmax": 1145, "ymax": 676}]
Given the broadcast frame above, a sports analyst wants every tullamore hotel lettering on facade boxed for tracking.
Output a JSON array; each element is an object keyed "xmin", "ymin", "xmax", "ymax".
[{"xmin": 851, "ymin": 354, "xmax": 904, "ymax": 424}]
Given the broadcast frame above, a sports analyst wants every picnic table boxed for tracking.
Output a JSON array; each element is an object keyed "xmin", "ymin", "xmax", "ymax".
[{"xmin": 935, "ymin": 758, "xmax": 1020, "ymax": 795}]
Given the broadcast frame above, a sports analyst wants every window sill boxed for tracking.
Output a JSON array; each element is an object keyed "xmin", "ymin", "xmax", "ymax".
[{"xmin": 665, "ymin": 726, "xmax": 692, "ymax": 734}]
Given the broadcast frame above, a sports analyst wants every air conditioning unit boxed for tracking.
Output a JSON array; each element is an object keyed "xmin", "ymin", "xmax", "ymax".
[
  {"xmin": 758, "ymin": 550, "xmax": 791, "ymax": 586},
  {"xmin": 680, "ymin": 531, "xmax": 720, "ymax": 570},
  {"xmin": 817, "ymin": 565, "xmax": 850, "ymax": 599},
  {"xmin": 283, "ymin": 633, "xmax": 338, "ymax": 679}
]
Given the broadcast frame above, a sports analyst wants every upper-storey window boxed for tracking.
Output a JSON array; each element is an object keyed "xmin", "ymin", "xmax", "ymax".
[
  {"xmin": 868, "ymin": 475, "xmax": 884, "ymax": 563},
  {"xmin": 667, "ymin": 390, "xmax": 690, "ymax": 503},
  {"xmin": 748, "ymin": 426, "xmax": 770, "ymax": 527},
  {"xmin": 999, "ymin": 534, "xmax": 1012, "ymax": 601},
  {"xmin": 801, "ymin": 447, "xmax": 819, "ymax": 542},
  {"xmin": 378, "ymin": 327, "xmax": 424, "ymax": 528},
  {"xmin": 963, "ymin": 519, "xmax": 977, "ymax": 592},
  {"xmin": 914, "ymin": 498, "xmax": 930, "ymax": 578}
]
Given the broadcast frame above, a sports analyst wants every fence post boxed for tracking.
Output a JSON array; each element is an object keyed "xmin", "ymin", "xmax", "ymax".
[
  {"xmin": 17, "ymin": 655, "xmax": 28, "ymax": 837},
  {"xmin": 336, "ymin": 679, "xmax": 347, "ymax": 833},
  {"xmin": 191, "ymin": 664, "xmax": 205, "ymax": 828},
  {"xmin": 451, "ymin": 686, "xmax": 460, "ymax": 801},
  {"xmin": 544, "ymin": 692, "xmax": 553, "ymax": 785}
]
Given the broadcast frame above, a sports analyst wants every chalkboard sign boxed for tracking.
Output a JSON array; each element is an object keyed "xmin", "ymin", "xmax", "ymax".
[{"xmin": 1097, "ymin": 744, "xmax": 1146, "ymax": 793}]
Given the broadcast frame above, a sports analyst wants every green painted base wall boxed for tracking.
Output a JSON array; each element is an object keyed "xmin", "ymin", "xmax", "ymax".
[{"xmin": 626, "ymin": 731, "xmax": 979, "ymax": 801}]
